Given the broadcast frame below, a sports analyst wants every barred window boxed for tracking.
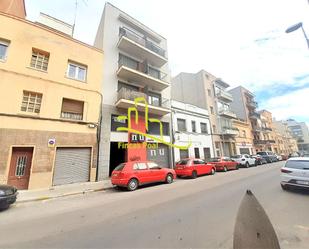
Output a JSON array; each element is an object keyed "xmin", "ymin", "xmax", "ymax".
[
  {"xmin": 21, "ymin": 91, "xmax": 42, "ymax": 113},
  {"xmin": 30, "ymin": 48, "xmax": 49, "ymax": 71}
]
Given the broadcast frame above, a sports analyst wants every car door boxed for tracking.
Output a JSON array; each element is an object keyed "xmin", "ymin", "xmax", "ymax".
[
  {"xmin": 192, "ymin": 159, "xmax": 203, "ymax": 175},
  {"xmin": 198, "ymin": 159, "xmax": 210, "ymax": 174},
  {"xmin": 147, "ymin": 162, "xmax": 163, "ymax": 182},
  {"xmin": 133, "ymin": 162, "xmax": 150, "ymax": 184}
]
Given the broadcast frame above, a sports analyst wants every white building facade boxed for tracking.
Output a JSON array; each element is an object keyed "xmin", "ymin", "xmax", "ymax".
[{"xmin": 172, "ymin": 100, "xmax": 215, "ymax": 163}]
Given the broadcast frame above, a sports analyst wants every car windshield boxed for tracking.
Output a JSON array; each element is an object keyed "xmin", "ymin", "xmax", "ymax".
[
  {"xmin": 257, "ymin": 152, "xmax": 267, "ymax": 156},
  {"xmin": 285, "ymin": 160, "xmax": 309, "ymax": 170},
  {"xmin": 207, "ymin": 158, "xmax": 220, "ymax": 162},
  {"xmin": 114, "ymin": 163, "xmax": 125, "ymax": 171},
  {"xmin": 231, "ymin": 155, "xmax": 242, "ymax": 158},
  {"xmin": 177, "ymin": 159, "xmax": 190, "ymax": 165}
]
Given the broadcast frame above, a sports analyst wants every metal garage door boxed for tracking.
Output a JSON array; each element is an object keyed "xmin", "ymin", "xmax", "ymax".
[
  {"xmin": 147, "ymin": 144, "xmax": 170, "ymax": 168},
  {"xmin": 53, "ymin": 147, "xmax": 91, "ymax": 186}
]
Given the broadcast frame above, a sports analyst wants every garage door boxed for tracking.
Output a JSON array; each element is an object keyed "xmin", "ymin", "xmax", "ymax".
[
  {"xmin": 53, "ymin": 147, "xmax": 91, "ymax": 186},
  {"xmin": 239, "ymin": 148, "xmax": 250, "ymax": 155},
  {"xmin": 147, "ymin": 144, "xmax": 170, "ymax": 168}
]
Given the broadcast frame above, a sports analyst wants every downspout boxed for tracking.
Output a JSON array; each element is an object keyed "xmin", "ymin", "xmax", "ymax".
[{"xmin": 95, "ymin": 92, "xmax": 103, "ymax": 182}]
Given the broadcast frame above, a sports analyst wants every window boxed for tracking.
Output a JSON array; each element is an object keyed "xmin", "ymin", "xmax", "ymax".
[
  {"xmin": 21, "ymin": 91, "xmax": 42, "ymax": 113},
  {"xmin": 148, "ymin": 162, "xmax": 160, "ymax": 169},
  {"xmin": 194, "ymin": 148, "xmax": 200, "ymax": 158},
  {"xmin": 203, "ymin": 147, "xmax": 211, "ymax": 160},
  {"xmin": 177, "ymin": 118, "xmax": 186, "ymax": 132},
  {"xmin": 200, "ymin": 122, "xmax": 208, "ymax": 134},
  {"xmin": 0, "ymin": 39, "xmax": 10, "ymax": 61},
  {"xmin": 208, "ymin": 89, "xmax": 211, "ymax": 97},
  {"xmin": 133, "ymin": 162, "xmax": 148, "ymax": 170},
  {"xmin": 210, "ymin": 106, "xmax": 214, "ymax": 114},
  {"xmin": 191, "ymin": 121, "xmax": 196, "ymax": 132},
  {"xmin": 61, "ymin": 98, "xmax": 84, "ymax": 120},
  {"xmin": 213, "ymin": 125, "xmax": 217, "ymax": 133},
  {"xmin": 67, "ymin": 61, "xmax": 87, "ymax": 81},
  {"xmin": 148, "ymin": 93, "xmax": 161, "ymax": 107},
  {"xmin": 30, "ymin": 48, "xmax": 49, "ymax": 71},
  {"xmin": 180, "ymin": 149, "xmax": 189, "ymax": 159}
]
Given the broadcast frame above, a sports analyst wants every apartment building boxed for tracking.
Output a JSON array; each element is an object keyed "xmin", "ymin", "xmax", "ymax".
[
  {"xmin": 0, "ymin": 6, "xmax": 103, "ymax": 189},
  {"xmin": 232, "ymin": 119, "xmax": 254, "ymax": 155},
  {"xmin": 229, "ymin": 86, "xmax": 261, "ymax": 154},
  {"xmin": 94, "ymin": 3, "xmax": 172, "ymax": 178},
  {"xmin": 283, "ymin": 119, "xmax": 309, "ymax": 154},
  {"xmin": 172, "ymin": 70, "xmax": 237, "ymax": 157},
  {"xmin": 171, "ymin": 100, "xmax": 214, "ymax": 162},
  {"xmin": 273, "ymin": 120, "xmax": 298, "ymax": 155}
]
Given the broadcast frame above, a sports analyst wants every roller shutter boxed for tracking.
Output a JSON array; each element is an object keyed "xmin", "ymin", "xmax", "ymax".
[{"xmin": 53, "ymin": 147, "xmax": 91, "ymax": 186}]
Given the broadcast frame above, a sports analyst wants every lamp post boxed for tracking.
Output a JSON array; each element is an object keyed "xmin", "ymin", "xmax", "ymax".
[{"xmin": 285, "ymin": 22, "xmax": 309, "ymax": 49}]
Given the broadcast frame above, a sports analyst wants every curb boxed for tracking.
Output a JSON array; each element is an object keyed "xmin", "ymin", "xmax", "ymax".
[{"xmin": 16, "ymin": 185, "xmax": 114, "ymax": 204}]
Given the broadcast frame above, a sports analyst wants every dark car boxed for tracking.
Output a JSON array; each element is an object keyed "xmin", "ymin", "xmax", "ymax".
[
  {"xmin": 251, "ymin": 155, "xmax": 267, "ymax": 165},
  {"xmin": 256, "ymin": 151, "xmax": 277, "ymax": 163},
  {"xmin": 0, "ymin": 185, "xmax": 18, "ymax": 210}
]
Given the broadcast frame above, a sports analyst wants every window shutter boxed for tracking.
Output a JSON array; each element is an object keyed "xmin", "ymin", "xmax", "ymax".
[{"xmin": 62, "ymin": 99, "xmax": 84, "ymax": 114}]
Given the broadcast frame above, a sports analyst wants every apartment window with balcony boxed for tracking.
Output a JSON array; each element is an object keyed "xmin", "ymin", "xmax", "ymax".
[
  {"xmin": 119, "ymin": 54, "xmax": 139, "ymax": 70},
  {"xmin": 191, "ymin": 121, "xmax": 196, "ymax": 132},
  {"xmin": 67, "ymin": 61, "xmax": 87, "ymax": 82},
  {"xmin": 0, "ymin": 39, "xmax": 10, "ymax": 61},
  {"xmin": 200, "ymin": 122, "xmax": 208, "ymax": 134},
  {"xmin": 30, "ymin": 48, "xmax": 49, "ymax": 71},
  {"xmin": 148, "ymin": 92, "xmax": 161, "ymax": 107},
  {"xmin": 61, "ymin": 98, "xmax": 84, "ymax": 121},
  {"xmin": 21, "ymin": 91, "xmax": 42, "ymax": 113},
  {"xmin": 177, "ymin": 119, "xmax": 186, "ymax": 132}
]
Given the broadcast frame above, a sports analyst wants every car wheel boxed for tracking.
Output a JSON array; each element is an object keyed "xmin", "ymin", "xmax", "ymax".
[
  {"xmin": 127, "ymin": 178, "xmax": 138, "ymax": 191},
  {"xmin": 0, "ymin": 203, "xmax": 10, "ymax": 211},
  {"xmin": 236, "ymin": 164, "xmax": 239, "ymax": 170},
  {"xmin": 166, "ymin": 173, "xmax": 173, "ymax": 184},
  {"xmin": 245, "ymin": 162, "xmax": 250, "ymax": 168},
  {"xmin": 281, "ymin": 184, "xmax": 289, "ymax": 191},
  {"xmin": 192, "ymin": 170, "xmax": 197, "ymax": 179},
  {"xmin": 223, "ymin": 166, "xmax": 228, "ymax": 172},
  {"xmin": 210, "ymin": 168, "xmax": 216, "ymax": 175}
]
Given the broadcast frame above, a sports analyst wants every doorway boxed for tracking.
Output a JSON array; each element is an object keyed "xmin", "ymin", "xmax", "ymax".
[
  {"xmin": 109, "ymin": 142, "xmax": 126, "ymax": 176},
  {"xmin": 8, "ymin": 147, "xmax": 34, "ymax": 190}
]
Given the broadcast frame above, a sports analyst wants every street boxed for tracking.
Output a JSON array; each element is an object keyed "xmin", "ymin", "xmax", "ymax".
[{"xmin": 1, "ymin": 161, "xmax": 309, "ymax": 249}]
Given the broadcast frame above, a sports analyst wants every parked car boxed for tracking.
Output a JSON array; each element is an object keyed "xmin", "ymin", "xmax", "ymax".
[
  {"xmin": 288, "ymin": 152, "xmax": 300, "ymax": 158},
  {"xmin": 281, "ymin": 154, "xmax": 289, "ymax": 161},
  {"xmin": 275, "ymin": 154, "xmax": 282, "ymax": 161},
  {"xmin": 281, "ymin": 157, "xmax": 309, "ymax": 190},
  {"xmin": 0, "ymin": 185, "xmax": 18, "ymax": 210},
  {"xmin": 231, "ymin": 154, "xmax": 256, "ymax": 168},
  {"xmin": 207, "ymin": 157, "xmax": 238, "ymax": 172},
  {"xmin": 256, "ymin": 151, "xmax": 277, "ymax": 163},
  {"xmin": 175, "ymin": 158, "xmax": 216, "ymax": 178},
  {"xmin": 251, "ymin": 154, "xmax": 267, "ymax": 165},
  {"xmin": 111, "ymin": 161, "xmax": 176, "ymax": 191}
]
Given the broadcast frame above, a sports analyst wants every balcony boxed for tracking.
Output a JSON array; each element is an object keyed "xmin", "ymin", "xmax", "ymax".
[
  {"xmin": 254, "ymin": 139, "xmax": 276, "ymax": 145},
  {"xmin": 216, "ymin": 90, "xmax": 233, "ymax": 102},
  {"xmin": 249, "ymin": 112, "xmax": 260, "ymax": 120},
  {"xmin": 221, "ymin": 126, "xmax": 239, "ymax": 136},
  {"xmin": 218, "ymin": 108, "xmax": 237, "ymax": 119},
  {"xmin": 262, "ymin": 127, "xmax": 273, "ymax": 132},
  {"xmin": 117, "ymin": 56, "xmax": 169, "ymax": 91},
  {"xmin": 115, "ymin": 88, "xmax": 171, "ymax": 116},
  {"xmin": 118, "ymin": 27, "xmax": 167, "ymax": 67},
  {"xmin": 247, "ymin": 100, "xmax": 258, "ymax": 109}
]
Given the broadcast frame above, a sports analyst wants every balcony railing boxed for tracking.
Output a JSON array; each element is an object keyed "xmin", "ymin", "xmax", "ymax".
[
  {"xmin": 262, "ymin": 127, "xmax": 273, "ymax": 132},
  {"xmin": 218, "ymin": 108, "xmax": 237, "ymax": 118},
  {"xmin": 117, "ymin": 87, "xmax": 170, "ymax": 109},
  {"xmin": 118, "ymin": 55, "xmax": 168, "ymax": 82},
  {"xmin": 221, "ymin": 126, "xmax": 239, "ymax": 135},
  {"xmin": 249, "ymin": 112, "xmax": 260, "ymax": 119},
  {"xmin": 61, "ymin": 112, "xmax": 83, "ymax": 121},
  {"xmin": 216, "ymin": 90, "xmax": 233, "ymax": 102},
  {"xmin": 253, "ymin": 139, "xmax": 276, "ymax": 144},
  {"xmin": 119, "ymin": 27, "xmax": 166, "ymax": 58}
]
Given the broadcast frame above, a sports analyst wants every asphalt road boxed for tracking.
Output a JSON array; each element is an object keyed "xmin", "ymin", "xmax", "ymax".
[{"xmin": 1, "ymin": 161, "xmax": 309, "ymax": 249}]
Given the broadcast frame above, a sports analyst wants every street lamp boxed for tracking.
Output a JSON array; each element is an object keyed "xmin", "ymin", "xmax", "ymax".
[{"xmin": 285, "ymin": 22, "xmax": 309, "ymax": 49}]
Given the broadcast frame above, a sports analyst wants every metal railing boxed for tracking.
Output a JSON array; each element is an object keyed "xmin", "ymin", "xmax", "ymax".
[
  {"xmin": 253, "ymin": 139, "xmax": 276, "ymax": 144},
  {"xmin": 117, "ymin": 87, "xmax": 170, "ymax": 108},
  {"xmin": 218, "ymin": 108, "xmax": 236, "ymax": 118},
  {"xmin": 216, "ymin": 90, "xmax": 233, "ymax": 101},
  {"xmin": 262, "ymin": 127, "xmax": 273, "ymax": 131},
  {"xmin": 119, "ymin": 27, "xmax": 166, "ymax": 58},
  {"xmin": 118, "ymin": 55, "xmax": 168, "ymax": 82}
]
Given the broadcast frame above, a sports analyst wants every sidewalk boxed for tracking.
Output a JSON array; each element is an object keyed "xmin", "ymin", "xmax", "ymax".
[{"xmin": 17, "ymin": 180, "xmax": 114, "ymax": 203}]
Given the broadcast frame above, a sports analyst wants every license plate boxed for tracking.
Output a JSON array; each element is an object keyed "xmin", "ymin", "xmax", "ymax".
[
  {"xmin": 296, "ymin": 180, "xmax": 309, "ymax": 185},
  {"xmin": 113, "ymin": 174, "xmax": 118, "ymax": 177}
]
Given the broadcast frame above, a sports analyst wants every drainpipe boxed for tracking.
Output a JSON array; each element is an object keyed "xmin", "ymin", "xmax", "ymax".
[{"xmin": 95, "ymin": 93, "xmax": 103, "ymax": 182}]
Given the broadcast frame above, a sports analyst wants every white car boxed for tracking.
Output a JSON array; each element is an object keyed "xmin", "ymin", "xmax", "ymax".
[
  {"xmin": 281, "ymin": 157, "xmax": 309, "ymax": 190},
  {"xmin": 231, "ymin": 154, "xmax": 256, "ymax": 168}
]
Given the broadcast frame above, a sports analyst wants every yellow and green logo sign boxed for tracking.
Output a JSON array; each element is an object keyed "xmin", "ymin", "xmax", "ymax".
[{"xmin": 117, "ymin": 97, "xmax": 192, "ymax": 149}]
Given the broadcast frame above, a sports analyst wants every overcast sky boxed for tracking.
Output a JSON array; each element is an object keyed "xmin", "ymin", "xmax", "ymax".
[{"xmin": 25, "ymin": 0, "xmax": 309, "ymax": 126}]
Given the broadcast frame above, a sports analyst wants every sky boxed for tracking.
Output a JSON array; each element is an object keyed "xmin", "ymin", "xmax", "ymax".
[{"xmin": 24, "ymin": 0, "xmax": 309, "ymax": 127}]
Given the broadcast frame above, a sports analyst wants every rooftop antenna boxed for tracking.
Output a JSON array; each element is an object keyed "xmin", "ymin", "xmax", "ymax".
[{"xmin": 72, "ymin": 0, "xmax": 88, "ymax": 37}]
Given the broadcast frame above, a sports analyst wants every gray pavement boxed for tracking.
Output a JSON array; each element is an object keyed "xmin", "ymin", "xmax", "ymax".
[{"xmin": 1, "ymin": 161, "xmax": 309, "ymax": 249}]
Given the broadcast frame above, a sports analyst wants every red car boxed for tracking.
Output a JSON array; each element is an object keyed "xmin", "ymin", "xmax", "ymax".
[
  {"xmin": 207, "ymin": 157, "xmax": 238, "ymax": 172},
  {"xmin": 111, "ymin": 161, "xmax": 176, "ymax": 191},
  {"xmin": 175, "ymin": 158, "xmax": 216, "ymax": 178}
]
